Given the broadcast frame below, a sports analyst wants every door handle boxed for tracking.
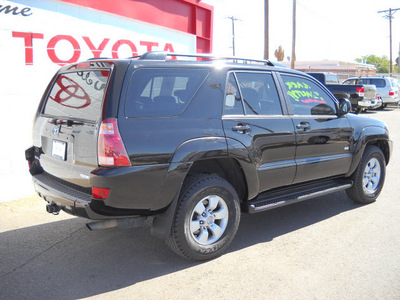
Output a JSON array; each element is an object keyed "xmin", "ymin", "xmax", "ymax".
[
  {"xmin": 296, "ymin": 122, "xmax": 311, "ymax": 131},
  {"xmin": 232, "ymin": 124, "xmax": 251, "ymax": 133}
]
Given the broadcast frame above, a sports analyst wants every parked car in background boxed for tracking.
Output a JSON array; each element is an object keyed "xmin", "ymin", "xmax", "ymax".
[
  {"xmin": 343, "ymin": 76, "xmax": 399, "ymax": 108},
  {"xmin": 308, "ymin": 72, "xmax": 376, "ymax": 114}
]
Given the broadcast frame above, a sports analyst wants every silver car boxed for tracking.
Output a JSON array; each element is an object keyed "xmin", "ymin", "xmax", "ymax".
[{"xmin": 343, "ymin": 76, "xmax": 399, "ymax": 108}]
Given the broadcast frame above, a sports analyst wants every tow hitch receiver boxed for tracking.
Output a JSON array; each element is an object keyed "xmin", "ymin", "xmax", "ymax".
[{"xmin": 46, "ymin": 203, "xmax": 61, "ymax": 215}]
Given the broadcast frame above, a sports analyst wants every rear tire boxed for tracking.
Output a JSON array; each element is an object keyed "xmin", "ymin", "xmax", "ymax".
[
  {"xmin": 346, "ymin": 146, "xmax": 386, "ymax": 204},
  {"xmin": 166, "ymin": 174, "xmax": 240, "ymax": 261}
]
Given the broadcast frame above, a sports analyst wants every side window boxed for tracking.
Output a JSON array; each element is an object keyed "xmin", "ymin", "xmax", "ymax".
[
  {"xmin": 281, "ymin": 74, "xmax": 337, "ymax": 116},
  {"xmin": 224, "ymin": 73, "xmax": 244, "ymax": 115},
  {"xmin": 343, "ymin": 79, "xmax": 356, "ymax": 85},
  {"xmin": 125, "ymin": 68, "xmax": 209, "ymax": 117},
  {"xmin": 370, "ymin": 79, "xmax": 386, "ymax": 88},
  {"xmin": 224, "ymin": 72, "xmax": 282, "ymax": 116},
  {"xmin": 235, "ymin": 72, "xmax": 282, "ymax": 115}
]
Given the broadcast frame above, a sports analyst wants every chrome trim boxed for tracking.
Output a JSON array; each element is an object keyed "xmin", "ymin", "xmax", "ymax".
[
  {"xmin": 296, "ymin": 153, "xmax": 352, "ymax": 166},
  {"xmin": 258, "ymin": 160, "xmax": 296, "ymax": 171},
  {"xmin": 258, "ymin": 153, "xmax": 352, "ymax": 171}
]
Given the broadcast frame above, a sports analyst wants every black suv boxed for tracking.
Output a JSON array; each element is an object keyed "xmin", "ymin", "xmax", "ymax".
[{"xmin": 26, "ymin": 52, "xmax": 392, "ymax": 261}]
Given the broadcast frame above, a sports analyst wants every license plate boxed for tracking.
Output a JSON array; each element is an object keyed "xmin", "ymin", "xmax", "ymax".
[{"xmin": 52, "ymin": 140, "xmax": 67, "ymax": 160}]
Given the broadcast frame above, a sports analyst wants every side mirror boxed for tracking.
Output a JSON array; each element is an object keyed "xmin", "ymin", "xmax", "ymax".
[{"xmin": 338, "ymin": 98, "xmax": 352, "ymax": 116}]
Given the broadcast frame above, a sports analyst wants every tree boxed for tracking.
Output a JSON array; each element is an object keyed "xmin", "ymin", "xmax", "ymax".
[
  {"xmin": 356, "ymin": 54, "xmax": 399, "ymax": 73},
  {"xmin": 274, "ymin": 45, "xmax": 285, "ymax": 61}
]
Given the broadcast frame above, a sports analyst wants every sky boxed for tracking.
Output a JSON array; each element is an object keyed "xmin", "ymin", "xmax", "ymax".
[{"xmin": 202, "ymin": 0, "xmax": 400, "ymax": 63}]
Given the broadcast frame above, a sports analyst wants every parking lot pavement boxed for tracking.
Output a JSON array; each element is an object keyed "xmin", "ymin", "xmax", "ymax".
[{"xmin": 1, "ymin": 107, "xmax": 400, "ymax": 300}]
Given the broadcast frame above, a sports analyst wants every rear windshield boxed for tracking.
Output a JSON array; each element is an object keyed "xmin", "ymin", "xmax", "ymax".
[
  {"xmin": 43, "ymin": 70, "xmax": 110, "ymax": 122},
  {"xmin": 125, "ymin": 68, "xmax": 209, "ymax": 117},
  {"xmin": 325, "ymin": 74, "xmax": 339, "ymax": 84}
]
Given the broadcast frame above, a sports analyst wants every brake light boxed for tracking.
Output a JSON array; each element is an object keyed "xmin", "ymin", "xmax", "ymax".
[
  {"xmin": 356, "ymin": 87, "xmax": 365, "ymax": 96},
  {"xmin": 389, "ymin": 89, "xmax": 395, "ymax": 96},
  {"xmin": 98, "ymin": 118, "xmax": 131, "ymax": 166},
  {"xmin": 92, "ymin": 187, "xmax": 110, "ymax": 199}
]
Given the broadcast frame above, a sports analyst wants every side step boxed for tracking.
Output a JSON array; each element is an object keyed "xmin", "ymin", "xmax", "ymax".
[{"xmin": 245, "ymin": 179, "xmax": 353, "ymax": 213}]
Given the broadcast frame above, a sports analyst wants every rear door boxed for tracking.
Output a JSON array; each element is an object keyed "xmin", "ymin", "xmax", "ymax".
[
  {"xmin": 33, "ymin": 67, "xmax": 112, "ymax": 187},
  {"xmin": 278, "ymin": 73, "xmax": 353, "ymax": 184},
  {"xmin": 222, "ymin": 71, "xmax": 296, "ymax": 193}
]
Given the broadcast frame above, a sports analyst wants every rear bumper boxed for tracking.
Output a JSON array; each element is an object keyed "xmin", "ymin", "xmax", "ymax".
[
  {"xmin": 33, "ymin": 173, "xmax": 99, "ymax": 219},
  {"xmin": 32, "ymin": 173, "xmax": 151, "ymax": 220},
  {"xmin": 381, "ymin": 97, "xmax": 399, "ymax": 104},
  {"xmin": 358, "ymin": 99, "xmax": 382, "ymax": 109}
]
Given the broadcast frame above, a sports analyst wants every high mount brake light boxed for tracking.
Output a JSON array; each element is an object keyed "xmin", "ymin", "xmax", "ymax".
[{"xmin": 98, "ymin": 118, "xmax": 131, "ymax": 167}]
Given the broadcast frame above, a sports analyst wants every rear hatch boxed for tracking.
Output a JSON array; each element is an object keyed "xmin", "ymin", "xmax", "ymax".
[{"xmin": 33, "ymin": 64, "xmax": 112, "ymax": 187}]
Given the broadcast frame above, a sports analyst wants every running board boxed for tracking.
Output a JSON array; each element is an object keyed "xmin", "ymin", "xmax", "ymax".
[{"xmin": 245, "ymin": 179, "xmax": 353, "ymax": 213}]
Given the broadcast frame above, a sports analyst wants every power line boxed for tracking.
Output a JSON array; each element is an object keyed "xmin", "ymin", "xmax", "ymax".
[{"xmin": 378, "ymin": 8, "xmax": 400, "ymax": 76}]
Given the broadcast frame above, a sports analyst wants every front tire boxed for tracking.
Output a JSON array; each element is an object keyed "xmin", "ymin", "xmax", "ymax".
[
  {"xmin": 346, "ymin": 146, "xmax": 386, "ymax": 204},
  {"xmin": 167, "ymin": 174, "xmax": 240, "ymax": 261}
]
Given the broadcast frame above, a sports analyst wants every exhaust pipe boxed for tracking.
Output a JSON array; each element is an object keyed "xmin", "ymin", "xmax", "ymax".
[{"xmin": 86, "ymin": 216, "xmax": 147, "ymax": 231}]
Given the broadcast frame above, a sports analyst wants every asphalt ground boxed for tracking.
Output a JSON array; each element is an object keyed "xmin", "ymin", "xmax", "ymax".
[{"xmin": 1, "ymin": 107, "xmax": 399, "ymax": 299}]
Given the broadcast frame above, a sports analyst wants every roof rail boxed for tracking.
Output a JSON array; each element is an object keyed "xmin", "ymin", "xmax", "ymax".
[{"xmin": 137, "ymin": 51, "xmax": 275, "ymax": 66}]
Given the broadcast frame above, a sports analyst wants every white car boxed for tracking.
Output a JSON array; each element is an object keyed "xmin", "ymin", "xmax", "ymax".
[{"xmin": 343, "ymin": 77, "xmax": 399, "ymax": 108}]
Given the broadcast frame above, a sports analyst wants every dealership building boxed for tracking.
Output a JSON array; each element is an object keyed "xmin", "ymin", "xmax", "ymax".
[{"xmin": 0, "ymin": 0, "xmax": 213, "ymax": 202}]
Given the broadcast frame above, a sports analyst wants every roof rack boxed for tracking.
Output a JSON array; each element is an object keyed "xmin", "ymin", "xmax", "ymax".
[{"xmin": 137, "ymin": 51, "xmax": 275, "ymax": 67}]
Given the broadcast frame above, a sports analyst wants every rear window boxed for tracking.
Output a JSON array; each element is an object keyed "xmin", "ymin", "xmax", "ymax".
[
  {"xmin": 124, "ymin": 68, "xmax": 209, "ymax": 117},
  {"xmin": 369, "ymin": 79, "xmax": 386, "ymax": 88},
  {"xmin": 325, "ymin": 74, "xmax": 339, "ymax": 84},
  {"xmin": 43, "ymin": 70, "xmax": 110, "ymax": 122}
]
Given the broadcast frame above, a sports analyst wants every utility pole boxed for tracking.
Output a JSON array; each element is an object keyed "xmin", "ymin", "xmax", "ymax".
[
  {"xmin": 378, "ymin": 8, "xmax": 400, "ymax": 76},
  {"xmin": 291, "ymin": 0, "xmax": 296, "ymax": 69},
  {"xmin": 227, "ymin": 16, "xmax": 238, "ymax": 56},
  {"xmin": 264, "ymin": 0, "xmax": 269, "ymax": 59}
]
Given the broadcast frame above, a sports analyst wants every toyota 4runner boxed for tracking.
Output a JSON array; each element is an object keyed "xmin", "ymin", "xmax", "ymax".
[{"xmin": 26, "ymin": 52, "xmax": 393, "ymax": 261}]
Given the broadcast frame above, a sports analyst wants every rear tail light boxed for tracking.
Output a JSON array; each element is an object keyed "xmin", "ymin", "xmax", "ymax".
[
  {"xmin": 389, "ymin": 89, "xmax": 395, "ymax": 96},
  {"xmin": 92, "ymin": 187, "xmax": 110, "ymax": 199},
  {"xmin": 356, "ymin": 87, "xmax": 365, "ymax": 96},
  {"xmin": 98, "ymin": 118, "xmax": 131, "ymax": 167}
]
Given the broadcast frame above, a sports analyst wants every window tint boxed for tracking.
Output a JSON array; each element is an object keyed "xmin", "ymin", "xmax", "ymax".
[
  {"xmin": 125, "ymin": 68, "xmax": 208, "ymax": 117},
  {"xmin": 281, "ymin": 74, "xmax": 337, "ymax": 115},
  {"xmin": 369, "ymin": 79, "xmax": 386, "ymax": 88},
  {"xmin": 224, "ymin": 72, "xmax": 282, "ymax": 116},
  {"xmin": 224, "ymin": 73, "xmax": 244, "ymax": 115},
  {"xmin": 235, "ymin": 72, "xmax": 282, "ymax": 115},
  {"xmin": 43, "ymin": 70, "xmax": 110, "ymax": 122}
]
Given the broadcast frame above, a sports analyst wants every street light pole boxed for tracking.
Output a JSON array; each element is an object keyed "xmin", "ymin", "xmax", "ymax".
[
  {"xmin": 291, "ymin": 0, "xmax": 296, "ymax": 69},
  {"xmin": 227, "ymin": 16, "xmax": 238, "ymax": 56},
  {"xmin": 264, "ymin": 0, "xmax": 269, "ymax": 59}
]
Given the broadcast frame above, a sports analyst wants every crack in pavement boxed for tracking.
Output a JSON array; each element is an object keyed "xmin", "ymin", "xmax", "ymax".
[{"xmin": 1, "ymin": 226, "xmax": 85, "ymax": 279}]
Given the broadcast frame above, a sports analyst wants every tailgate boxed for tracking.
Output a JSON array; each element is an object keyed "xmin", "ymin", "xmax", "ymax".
[
  {"xmin": 363, "ymin": 84, "xmax": 376, "ymax": 100},
  {"xmin": 33, "ymin": 68, "xmax": 111, "ymax": 187}
]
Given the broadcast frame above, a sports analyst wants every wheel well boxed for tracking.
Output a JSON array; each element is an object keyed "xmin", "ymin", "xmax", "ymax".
[
  {"xmin": 185, "ymin": 158, "xmax": 248, "ymax": 202},
  {"xmin": 367, "ymin": 140, "xmax": 391, "ymax": 165}
]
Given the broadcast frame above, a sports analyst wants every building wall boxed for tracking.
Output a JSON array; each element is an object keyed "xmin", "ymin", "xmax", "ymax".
[{"xmin": 0, "ymin": 0, "xmax": 212, "ymax": 202}]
